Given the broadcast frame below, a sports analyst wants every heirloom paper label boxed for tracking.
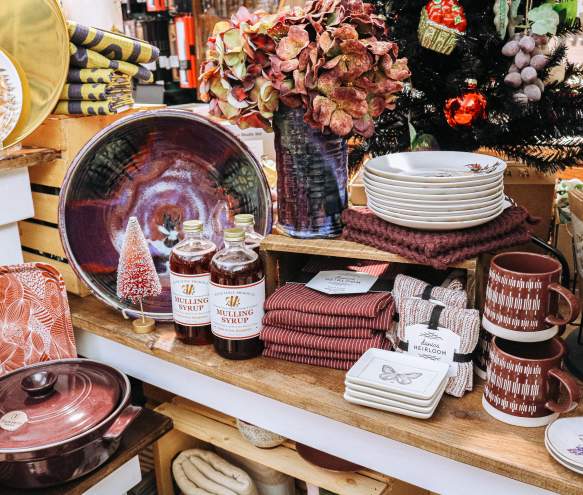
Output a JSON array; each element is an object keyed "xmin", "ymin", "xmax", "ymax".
[
  {"xmin": 170, "ymin": 271, "xmax": 211, "ymax": 326},
  {"xmin": 210, "ymin": 278, "xmax": 265, "ymax": 339},
  {"xmin": 306, "ymin": 270, "xmax": 378, "ymax": 294},
  {"xmin": 405, "ymin": 324, "xmax": 460, "ymax": 377},
  {"xmin": 0, "ymin": 410, "xmax": 27, "ymax": 431}
]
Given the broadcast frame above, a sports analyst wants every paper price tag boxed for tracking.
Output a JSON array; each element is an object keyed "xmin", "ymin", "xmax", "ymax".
[
  {"xmin": 405, "ymin": 324, "xmax": 460, "ymax": 377},
  {"xmin": 306, "ymin": 270, "xmax": 378, "ymax": 295}
]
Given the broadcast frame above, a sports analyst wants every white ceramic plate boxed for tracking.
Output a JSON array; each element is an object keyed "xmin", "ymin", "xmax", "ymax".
[
  {"xmin": 345, "ymin": 349, "xmax": 449, "ymax": 400},
  {"xmin": 363, "ymin": 171, "xmax": 503, "ymax": 195},
  {"xmin": 345, "ymin": 380, "xmax": 446, "ymax": 412},
  {"xmin": 544, "ymin": 437, "xmax": 583, "ymax": 474},
  {"xmin": 368, "ymin": 203, "xmax": 503, "ymax": 230},
  {"xmin": 0, "ymin": 49, "xmax": 23, "ymax": 146},
  {"xmin": 365, "ymin": 189, "xmax": 505, "ymax": 211},
  {"xmin": 546, "ymin": 417, "xmax": 583, "ymax": 467},
  {"xmin": 363, "ymin": 178, "xmax": 504, "ymax": 201},
  {"xmin": 368, "ymin": 199, "xmax": 504, "ymax": 222},
  {"xmin": 366, "ymin": 197, "xmax": 503, "ymax": 217},
  {"xmin": 345, "ymin": 380, "xmax": 447, "ymax": 407},
  {"xmin": 482, "ymin": 315, "xmax": 559, "ymax": 343},
  {"xmin": 364, "ymin": 168, "xmax": 504, "ymax": 188},
  {"xmin": 365, "ymin": 151, "xmax": 507, "ymax": 182},
  {"xmin": 344, "ymin": 391, "xmax": 440, "ymax": 419}
]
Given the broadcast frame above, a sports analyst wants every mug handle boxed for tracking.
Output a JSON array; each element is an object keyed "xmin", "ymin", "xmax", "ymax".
[
  {"xmin": 545, "ymin": 283, "xmax": 581, "ymax": 327},
  {"xmin": 545, "ymin": 368, "xmax": 581, "ymax": 414}
]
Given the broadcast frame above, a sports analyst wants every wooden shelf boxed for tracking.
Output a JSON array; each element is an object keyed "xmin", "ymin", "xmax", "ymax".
[
  {"xmin": 154, "ymin": 398, "xmax": 409, "ymax": 495},
  {"xmin": 261, "ymin": 235, "xmax": 477, "ymax": 269},
  {"xmin": 0, "ymin": 146, "xmax": 60, "ymax": 172},
  {"xmin": 71, "ymin": 295, "xmax": 583, "ymax": 495}
]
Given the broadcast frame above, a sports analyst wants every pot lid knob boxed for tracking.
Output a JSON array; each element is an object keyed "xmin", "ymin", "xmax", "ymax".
[{"xmin": 20, "ymin": 371, "xmax": 57, "ymax": 399}]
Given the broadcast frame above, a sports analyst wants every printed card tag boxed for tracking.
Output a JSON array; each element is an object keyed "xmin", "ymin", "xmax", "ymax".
[
  {"xmin": 404, "ymin": 324, "xmax": 460, "ymax": 377},
  {"xmin": 306, "ymin": 270, "xmax": 378, "ymax": 295}
]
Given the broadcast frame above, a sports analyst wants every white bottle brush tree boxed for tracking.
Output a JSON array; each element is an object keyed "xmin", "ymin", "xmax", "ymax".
[{"xmin": 116, "ymin": 216, "xmax": 162, "ymax": 333}]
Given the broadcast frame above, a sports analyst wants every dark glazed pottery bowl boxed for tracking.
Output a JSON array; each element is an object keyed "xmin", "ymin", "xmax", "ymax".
[
  {"xmin": 0, "ymin": 358, "xmax": 141, "ymax": 489},
  {"xmin": 58, "ymin": 109, "xmax": 272, "ymax": 320}
]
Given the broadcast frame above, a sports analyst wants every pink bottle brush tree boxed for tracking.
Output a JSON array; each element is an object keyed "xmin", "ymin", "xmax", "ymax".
[{"xmin": 116, "ymin": 216, "xmax": 161, "ymax": 333}]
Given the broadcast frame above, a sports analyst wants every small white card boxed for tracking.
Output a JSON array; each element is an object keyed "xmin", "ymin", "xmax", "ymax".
[
  {"xmin": 306, "ymin": 270, "xmax": 378, "ymax": 295},
  {"xmin": 404, "ymin": 324, "xmax": 460, "ymax": 377}
]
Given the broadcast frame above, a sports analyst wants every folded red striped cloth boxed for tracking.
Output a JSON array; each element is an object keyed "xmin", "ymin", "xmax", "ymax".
[
  {"xmin": 341, "ymin": 206, "xmax": 536, "ymax": 270},
  {"xmin": 263, "ymin": 348, "xmax": 355, "ymax": 370},
  {"xmin": 263, "ymin": 308, "xmax": 393, "ymax": 333},
  {"xmin": 260, "ymin": 326, "xmax": 391, "ymax": 353},
  {"xmin": 260, "ymin": 323, "xmax": 375, "ymax": 339},
  {"xmin": 264, "ymin": 283, "xmax": 393, "ymax": 318},
  {"xmin": 265, "ymin": 344, "xmax": 363, "ymax": 360}
]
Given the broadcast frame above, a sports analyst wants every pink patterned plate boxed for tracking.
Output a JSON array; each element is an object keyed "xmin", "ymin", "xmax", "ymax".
[{"xmin": 0, "ymin": 263, "xmax": 76, "ymax": 376}]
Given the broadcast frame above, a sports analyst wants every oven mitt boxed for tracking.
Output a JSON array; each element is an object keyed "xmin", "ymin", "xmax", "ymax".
[{"xmin": 173, "ymin": 449, "xmax": 258, "ymax": 495}]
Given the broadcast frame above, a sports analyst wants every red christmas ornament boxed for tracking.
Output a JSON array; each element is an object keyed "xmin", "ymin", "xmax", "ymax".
[{"xmin": 444, "ymin": 79, "xmax": 487, "ymax": 127}]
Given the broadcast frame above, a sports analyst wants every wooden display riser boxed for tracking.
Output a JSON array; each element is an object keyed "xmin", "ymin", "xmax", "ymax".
[
  {"xmin": 260, "ymin": 235, "xmax": 484, "ymax": 307},
  {"xmin": 154, "ymin": 398, "xmax": 424, "ymax": 495},
  {"xmin": 70, "ymin": 295, "xmax": 583, "ymax": 495}
]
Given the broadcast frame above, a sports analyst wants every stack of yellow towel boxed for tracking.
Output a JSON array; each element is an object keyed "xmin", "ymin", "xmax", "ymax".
[{"xmin": 56, "ymin": 21, "xmax": 159, "ymax": 115}]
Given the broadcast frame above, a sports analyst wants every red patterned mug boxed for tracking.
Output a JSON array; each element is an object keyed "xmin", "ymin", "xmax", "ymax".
[
  {"xmin": 483, "ymin": 252, "xmax": 580, "ymax": 342},
  {"xmin": 483, "ymin": 337, "xmax": 580, "ymax": 427}
]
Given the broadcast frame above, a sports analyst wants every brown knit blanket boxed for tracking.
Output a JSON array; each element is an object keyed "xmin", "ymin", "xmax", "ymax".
[{"xmin": 341, "ymin": 206, "xmax": 536, "ymax": 270}]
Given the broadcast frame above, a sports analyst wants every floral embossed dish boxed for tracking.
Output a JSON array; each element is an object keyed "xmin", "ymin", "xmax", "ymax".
[{"xmin": 0, "ymin": 263, "xmax": 76, "ymax": 376}]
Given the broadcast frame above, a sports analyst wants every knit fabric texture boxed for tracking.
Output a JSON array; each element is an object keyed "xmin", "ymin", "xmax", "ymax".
[
  {"xmin": 393, "ymin": 274, "xmax": 468, "ymax": 310},
  {"xmin": 341, "ymin": 206, "xmax": 535, "ymax": 269},
  {"xmin": 396, "ymin": 298, "xmax": 480, "ymax": 397}
]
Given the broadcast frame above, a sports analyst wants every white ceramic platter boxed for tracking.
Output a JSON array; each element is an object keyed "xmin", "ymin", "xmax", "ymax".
[
  {"xmin": 0, "ymin": 49, "xmax": 23, "ymax": 146},
  {"xmin": 345, "ymin": 380, "xmax": 446, "ymax": 412},
  {"xmin": 546, "ymin": 417, "xmax": 583, "ymax": 467},
  {"xmin": 365, "ymin": 189, "xmax": 505, "ymax": 211},
  {"xmin": 343, "ymin": 391, "xmax": 440, "ymax": 419},
  {"xmin": 368, "ymin": 199, "xmax": 504, "ymax": 222},
  {"xmin": 363, "ymin": 178, "xmax": 504, "ymax": 201},
  {"xmin": 368, "ymin": 203, "xmax": 503, "ymax": 230},
  {"xmin": 544, "ymin": 437, "xmax": 583, "ymax": 474},
  {"xmin": 364, "ymin": 168, "xmax": 504, "ymax": 188},
  {"xmin": 482, "ymin": 315, "xmax": 559, "ymax": 343},
  {"xmin": 363, "ymin": 171, "xmax": 503, "ymax": 195},
  {"xmin": 346, "ymin": 349, "xmax": 449, "ymax": 400},
  {"xmin": 365, "ymin": 151, "xmax": 507, "ymax": 182},
  {"xmin": 345, "ymin": 380, "xmax": 447, "ymax": 407}
]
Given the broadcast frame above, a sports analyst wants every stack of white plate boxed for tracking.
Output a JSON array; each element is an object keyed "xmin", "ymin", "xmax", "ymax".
[
  {"xmin": 344, "ymin": 349, "xmax": 449, "ymax": 419},
  {"xmin": 545, "ymin": 417, "xmax": 583, "ymax": 474},
  {"xmin": 364, "ymin": 152, "xmax": 507, "ymax": 231}
]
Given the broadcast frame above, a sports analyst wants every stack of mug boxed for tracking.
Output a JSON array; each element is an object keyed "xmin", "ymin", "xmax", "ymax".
[{"xmin": 481, "ymin": 252, "xmax": 581, "ymax": 427}]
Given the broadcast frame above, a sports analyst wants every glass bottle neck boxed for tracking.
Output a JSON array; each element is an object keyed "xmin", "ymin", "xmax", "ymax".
[
  {"xmin": 225, "ymin": 239, "xmax": 245, "ymax": 249},
  {"xmin": 235, "ymin": 223, "xmax": 254, "ymax": 234},
  {"xmin": 184, "ymin": 231, "xmax": 203, "ymax": 241}
]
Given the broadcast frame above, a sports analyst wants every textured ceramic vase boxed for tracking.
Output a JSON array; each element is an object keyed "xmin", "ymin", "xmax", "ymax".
[{"xmin": 273, "ymin": 106, "xmax": 348, "ymax": 238}]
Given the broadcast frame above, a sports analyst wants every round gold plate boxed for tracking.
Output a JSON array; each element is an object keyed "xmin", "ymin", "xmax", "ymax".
[{"xmin": 0, "ymin": 0, "xmax": 69, "ymax": 148}]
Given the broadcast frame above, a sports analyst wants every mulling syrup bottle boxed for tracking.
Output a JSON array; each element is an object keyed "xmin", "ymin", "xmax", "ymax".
[
  {"xmin": 210, "ymin": 228, "xmax": 265, "ymax": 359},
  {"xmin": 169, "ymin": 220, "xmax": 216, "ymax": 345},
  {"xmin": 234, "ymin": 214, "xmax": 264, "ymax": 253}
]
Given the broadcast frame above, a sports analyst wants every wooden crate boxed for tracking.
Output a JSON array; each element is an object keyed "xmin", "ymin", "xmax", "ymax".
[
  {"xmin": 154, "ymin": 398, "xmax": 428, "ymax": 495},
  {"xmin": 260, "ymin": 235, "xmax": 483, "ymax": 308},
  {"xmin": 18, "ymin": 107, "xmax": 162, "ymax": 295}
]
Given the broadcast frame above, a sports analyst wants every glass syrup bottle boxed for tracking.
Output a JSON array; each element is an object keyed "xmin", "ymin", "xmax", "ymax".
[
  {"xmin": 234, "ymin": 213, "xmax": 264, "ymax": 253},
  {"xmin": 169, "ymin": 220, "xmax": 216, "ymax": 345},
  {"xmin": 210, "ymin": 228, "xmax": 265, "ymax": 360}
]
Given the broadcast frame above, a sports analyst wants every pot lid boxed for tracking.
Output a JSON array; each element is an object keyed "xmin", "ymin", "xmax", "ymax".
[{"xmin": 0, "ymin": 360, "xmax": 122, "ymax": 450}]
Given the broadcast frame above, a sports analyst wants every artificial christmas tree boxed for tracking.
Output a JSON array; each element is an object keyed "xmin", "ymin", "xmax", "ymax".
[
  {"xmin": 117, "ymin": 216, "xmax": 162, "ymax": 333},
  {"xmin": 354, "ymin": 0, "xmax": 583, "ymax": 172}
]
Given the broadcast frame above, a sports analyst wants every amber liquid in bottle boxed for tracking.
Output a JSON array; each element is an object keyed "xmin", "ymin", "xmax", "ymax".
[
  {"xmin": 169, "ymin": 222, "xmax": 216, "ymax": 345},
  {"xmin": 210, "ymin": 229, "xmax": 265, "ymax": 360}
]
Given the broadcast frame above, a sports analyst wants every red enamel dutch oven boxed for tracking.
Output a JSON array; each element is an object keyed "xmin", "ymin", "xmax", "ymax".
[{"xmin": 0, "ymin": 359, "xmax": 141, "ymax": 489}]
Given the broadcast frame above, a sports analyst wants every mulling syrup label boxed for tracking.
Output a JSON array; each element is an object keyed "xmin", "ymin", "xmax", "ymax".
[
  {"xmin": 170, "ymin": 271, "xmax": 211, "ymax": 326},
  {"xmin": 209, "ymin": 278, "xmax": 265, "ymax": 339}
]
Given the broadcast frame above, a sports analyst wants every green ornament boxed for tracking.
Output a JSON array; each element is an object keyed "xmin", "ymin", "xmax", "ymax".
[
  {"xmin": 547, "ymin": 0, "xmax": 579, "ymax": 24},
  {"xmin": 493, "ymin": 0, "xmax": 510, "ymax": 39},
  {"xmin": 528, "ymin": 3, "xmax": 560, "ymax": 35}
]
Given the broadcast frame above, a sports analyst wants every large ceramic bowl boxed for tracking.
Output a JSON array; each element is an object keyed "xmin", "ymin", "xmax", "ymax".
[{"xmin": 59, "ymin": 109, "xmax": 272, "ymax": 320}]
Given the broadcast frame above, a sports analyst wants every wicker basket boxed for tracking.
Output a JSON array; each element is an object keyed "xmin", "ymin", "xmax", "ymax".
[{"xmin": 417, "ymin": 8, "xmax": 462, "ymax": 55}]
